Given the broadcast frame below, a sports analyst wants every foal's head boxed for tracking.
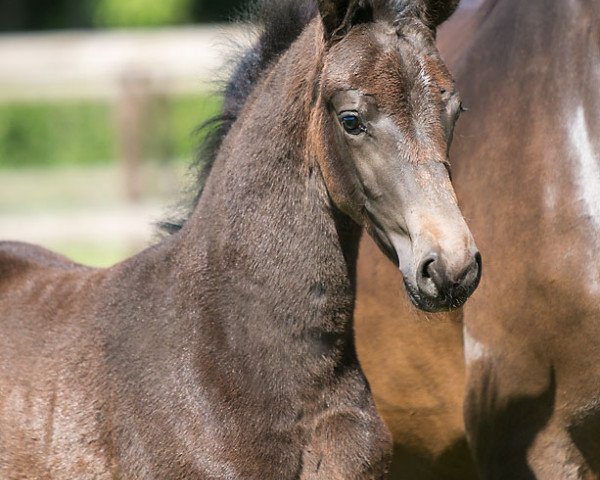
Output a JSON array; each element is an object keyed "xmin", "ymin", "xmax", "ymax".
[{"xmin": 311, "ymin": 0, "xmax": 480, "ymax": 312}]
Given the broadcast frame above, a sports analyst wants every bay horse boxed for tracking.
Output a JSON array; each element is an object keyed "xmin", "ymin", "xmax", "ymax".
[
  {"xmin": 0, "ymin": 0, "xmax": 480, "ymax": 478},
  {"xmin": 356, "ymin": 0, "xmax": 600, "ymax": 478}
]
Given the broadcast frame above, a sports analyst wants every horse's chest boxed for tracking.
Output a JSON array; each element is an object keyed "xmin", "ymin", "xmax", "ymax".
[{"xmin": 162, "ymin": 405, "xmax": 391, "ymax": 480}]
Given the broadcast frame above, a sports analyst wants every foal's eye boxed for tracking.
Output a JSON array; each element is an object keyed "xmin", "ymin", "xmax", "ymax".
[{"xmin": 339, "ymin": 113, "xmax": 365, "ymax": 136}]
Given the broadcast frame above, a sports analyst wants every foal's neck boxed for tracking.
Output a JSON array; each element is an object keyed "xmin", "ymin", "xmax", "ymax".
[{"xmin": 178, "ymin": 23, "xmax": 361, "ymax": 371}]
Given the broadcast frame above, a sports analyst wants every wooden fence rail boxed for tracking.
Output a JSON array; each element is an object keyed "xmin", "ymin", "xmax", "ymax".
[
  {"xmin": 0, "ymin": 26, "xmax": 249, "ymax": 199},
  {"xmin": 0, "ymin": 25, "xmax": 248, "ymax": 101}
]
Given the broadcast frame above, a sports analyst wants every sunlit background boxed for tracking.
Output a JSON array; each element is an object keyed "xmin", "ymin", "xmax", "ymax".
[
  {"xmin": 0, "ymin": 0, "xmax": 483, "ymax": 268},
  {"xmin": 0, "ymin": 0, "xmax": 248, "ymax": 267}
]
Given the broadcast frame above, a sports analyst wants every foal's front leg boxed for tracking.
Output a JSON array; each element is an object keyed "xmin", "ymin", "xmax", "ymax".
[{"xmin": 301, "ymin": 406, "xmax": 392, "ymax": 480}]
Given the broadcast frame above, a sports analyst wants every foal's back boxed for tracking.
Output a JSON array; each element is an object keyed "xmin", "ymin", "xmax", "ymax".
[{"xmin": 0, "ymin": 242, "xmax": 113, "ymax": 479}]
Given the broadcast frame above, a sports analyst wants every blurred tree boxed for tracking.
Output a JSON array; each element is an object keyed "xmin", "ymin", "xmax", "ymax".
[
  {"xmin": 0, "ymin": 0, "xmax": 94, "ymax": 31},
  {"xmin": 0, "ymin": 0, "xmax": 246, "ymax": 31},
  {"xmin": 192, "ymin": 0, "xmax": 244, "ymax": 22},
  {"xmin": 93, "ymin": 0, "xmax": 192, "ymax": 28}
]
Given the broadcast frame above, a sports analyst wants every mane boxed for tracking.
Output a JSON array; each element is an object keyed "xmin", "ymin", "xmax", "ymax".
[{"xmin": 160, "ymin": 0, "xmax": 319, "ymax": 234}]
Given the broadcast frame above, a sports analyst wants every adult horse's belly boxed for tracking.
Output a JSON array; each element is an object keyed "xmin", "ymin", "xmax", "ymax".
[{"xmin": 355, "ymin": 237, "xmax": 478, "ymax": 480}]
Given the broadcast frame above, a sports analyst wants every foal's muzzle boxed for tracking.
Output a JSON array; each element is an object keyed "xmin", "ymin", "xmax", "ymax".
[{"xmin": 406, "ymin": 251, "xmax": 482, "ymax": 312}]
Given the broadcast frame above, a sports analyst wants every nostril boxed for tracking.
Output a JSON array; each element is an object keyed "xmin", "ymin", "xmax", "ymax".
[
  {"xmin": 413, "ymin": 250, "xmax": 481, "ymax": 310},
  {"xmin": 475, "ymin": 252, "xmax": 482, "ymax": 272},
  {"xmin": 421, "ymin": 257, "xmax": 436, "ymax": 280},
  {"xmin": 473, "ymin": 251, "xmax": 483, "ymax": 283},
  {"xmin": 465, "ymin": 252, "xmax": 482, "ymax": 284},
  {"xmin": 418, "ymin": 252, "xmax": 439, "ymax": 282},
  {"xmin": 455, "ymin": 251, "xmax": 482, "ymax": 291},
  {"xmin": 416, "ymin": 253, "xmax": 442, "ymax": 299}
]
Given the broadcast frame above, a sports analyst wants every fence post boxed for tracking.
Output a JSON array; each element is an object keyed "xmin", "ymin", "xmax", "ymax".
[{"xmin": 117, "ymin": 71, "xmax": 151, "ymax": 203}]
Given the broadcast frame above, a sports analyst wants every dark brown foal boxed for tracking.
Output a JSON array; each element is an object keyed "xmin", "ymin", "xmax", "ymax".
[{"xmin": 0, "ymin": 1, "xmax": 476, "ymax": 478}]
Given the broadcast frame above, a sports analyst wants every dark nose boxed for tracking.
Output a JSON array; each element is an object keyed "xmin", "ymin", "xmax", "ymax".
[{"xmin": 415, "ymin": 251, "xmax": 482, "ymax": 311}]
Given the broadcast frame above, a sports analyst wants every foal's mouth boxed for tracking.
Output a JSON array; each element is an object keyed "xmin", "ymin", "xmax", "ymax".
[
  {"xmin": 403, "ymin": 270, "xmax": 480, "ymax": 313},
  {"xmin": 363, "ymin": 210, "xmax": 480, "ymax": 313}
]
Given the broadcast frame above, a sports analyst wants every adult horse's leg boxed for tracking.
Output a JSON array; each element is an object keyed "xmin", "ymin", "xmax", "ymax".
[
  {"xmin": 528, "ymin": 425, "xmax": 595, "ymax": 479},
  {"xmin": 464, "ymin": 345, "xmax": 598, "ymax": 479},
  {"xmin": 355, "ymin": 237, "xmax": 478, "ymax": 480}
]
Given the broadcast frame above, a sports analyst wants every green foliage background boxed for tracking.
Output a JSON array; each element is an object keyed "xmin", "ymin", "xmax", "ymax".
[
  {"xmin": 0, "ymin": 0, "xmax": 230, "ymax": 168},
  {"xmin": 0, "ymin": 102, "xmax": 113, "ymax": 167},
  {"xmin": 0, "ymin": 95, "xmax": 221, "ymax": 168},
  {"xmin": 0, "ymin": 0, "xmax": 246, "ymax": 31},
  {"xmin": 94, "ymin": 0, "xmax": 193, "ymax": 28}
]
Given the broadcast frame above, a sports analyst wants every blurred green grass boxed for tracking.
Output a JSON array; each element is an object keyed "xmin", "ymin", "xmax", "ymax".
[
  {"xmin": 0, "ymin": 163, "xmax": 186, "ymax": 213},
  {"xmin": 0, "ymin": 93, "xmax": 221, "ymax": 168},
  {"xmin": 0, "ymin": 92, "xmax": 221, "ymax": 267},
  {"xmin": 0, "ymin": 101, "xmax": 114, "ymax": 167},
  {"xmin": 50, "ymin": 241, "xmax": 137, "ymax": 268},
  {"xmin": 0, "ymin": 163, "xmax": 182, "ymax": 268}
]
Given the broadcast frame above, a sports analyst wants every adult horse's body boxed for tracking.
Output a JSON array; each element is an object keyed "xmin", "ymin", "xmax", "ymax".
[
  {"xmin": 458, "ymin": 1, "xmax": 600, "ymax": 477},
  {"xmin": 0, "ymin": 1, "xmax": 480, "ymax": 478},
  {"xmin": 356, "ymin": 0, "xmax": 600, "ymax": 478}
]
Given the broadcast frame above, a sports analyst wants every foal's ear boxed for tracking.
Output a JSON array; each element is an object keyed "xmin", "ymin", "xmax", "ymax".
[
  {"xmin": 318, "ymin": 0, "xmax": 371, "ymax": 39},
  {"xmin": 416, "ymin": 0, "xmax": 460, "ymax": 28}
]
